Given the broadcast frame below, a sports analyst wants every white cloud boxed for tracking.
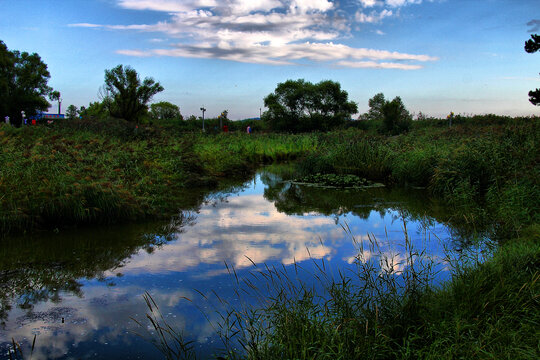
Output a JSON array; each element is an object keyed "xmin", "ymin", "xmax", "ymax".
[
  {"xmin": 289, "ymin": 0, "xmax": 333, "ymax": 13},
  {"xmin": 69, "ymin": 0, "xmax": 438, "ymax": 69},
  {"xmin": 68, "ymin": 22, "xmax": 102, "ymax": 28},
  {"xmin": 230, "ymin": 0, "xmax": 282, "ymax": 14},
  {"xmin": 336, "ymin": 60, "xmax": 423, "ymax": 70},
  {"xmin": 355, "ymin": 9, "xmax": 393, "ymax": 23},
  {"xmin": 386, "ymin": 0, "xmax": 423, "ymax": 7},
  {"xmin": 359, "ymin": 0, "xmax": 380, "ymax": 7},
  {"xmin": 118, "ymin": 42, "xmax": 437, "ymax": 67},
  {"xmin": 117, "ymin": 0, "xmax": 218, "ymax": 12}
]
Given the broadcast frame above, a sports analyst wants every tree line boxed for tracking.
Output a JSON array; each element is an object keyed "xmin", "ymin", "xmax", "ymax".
[{"xmin": 2, "ymin": 35, "xmax": 538, "ymax": 131}]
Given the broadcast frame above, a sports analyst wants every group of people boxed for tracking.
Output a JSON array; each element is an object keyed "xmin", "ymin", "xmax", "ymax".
[
  {"xmin": 219, "ymin": 125, "xmax": 252, "ymax": 134},
  {"xmin": 2, "ymin": 113, "xmax": 43, "ymax": 126}
]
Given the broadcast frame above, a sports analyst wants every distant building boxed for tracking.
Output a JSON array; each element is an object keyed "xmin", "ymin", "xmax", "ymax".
[{"xmin": 29, "ymin": 111, "xmax": 65, "ymax": 121}]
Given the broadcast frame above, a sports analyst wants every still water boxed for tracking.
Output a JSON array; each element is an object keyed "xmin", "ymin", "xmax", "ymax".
[{"xmin": 0, "ymin": 168, "xmax": 488, "ymax": 359}]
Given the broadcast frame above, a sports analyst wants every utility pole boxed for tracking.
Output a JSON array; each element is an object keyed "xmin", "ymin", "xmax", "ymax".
[
  {"xmin": 58, "ymin": 96, "xmax": 62, "ymax": 115},
  {"xmin": 259, "ymin": 108, "xmax": 261, "ymax": 119},
  {"xmin": 200, "ymin": 106, "xmax": 206, "ymax": 131}
]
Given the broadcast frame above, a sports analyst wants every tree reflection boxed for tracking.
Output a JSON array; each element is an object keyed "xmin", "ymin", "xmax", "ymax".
[
  {"xmin": 259, "ymin": 169, "xmax": 491, "ymax": 243},
  {"xmin": 0, "ymin": 213, "xmax": 195, "ymax": 327}
]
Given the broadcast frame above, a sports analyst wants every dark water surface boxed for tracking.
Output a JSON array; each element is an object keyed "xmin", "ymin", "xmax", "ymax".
[{"xmin": 0, "ymin": 169, "xmax": 490, "ymax": 359}]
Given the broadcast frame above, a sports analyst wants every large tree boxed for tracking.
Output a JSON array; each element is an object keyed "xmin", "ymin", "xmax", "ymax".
[
  {"xmin": 103, "ymin": 65, "xmax": 164, "ymax": 123},
  {"xmin": 263, "ymin": 79, "xmax": 358, "ymax": 132},
  {"xmin": 0, "ymin": 40, "xmax": 54, "ymax": 125},
  {"xmin": 525, "ymin": 34, "xmax": 539, "ymax": 106}
]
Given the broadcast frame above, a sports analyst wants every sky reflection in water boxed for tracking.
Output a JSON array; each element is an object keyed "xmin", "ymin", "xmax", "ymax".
[{"xmin": 1, "ymin": 170, "xmax": 480, "ymax": 359}]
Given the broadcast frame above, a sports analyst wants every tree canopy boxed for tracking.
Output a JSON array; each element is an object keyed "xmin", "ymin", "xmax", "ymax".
[
  {"xmin": 0, "ymin": 40, "xmax": 54, "ymax": 125},
  {"xmin": 362, "ymin": 93, "xmax": 412, "ymax": 134},
  {"xmin": 380, "ymin": 96, "xmax": 412, "ymax": 135},
  {"xmin": 66, "ymin": 104, "xmax": 79, "ymax": 120},
  {"xmin": 361, "ymin": 92, "xmax": 386, "ymax": 121},
  {"xmin": 263, "ymin": 79, "xmax": 358, "ymax": 132},
  {"xmin": 150, "ymin": 101, "xmax": 182, "ymax": 121},
  {"xmin": 525, "ymin": 34, "xmax": 539, "ymax": 106},
  {"xmin": 104, "ymin": 65, "xmax": 164, "ymax": 122}
]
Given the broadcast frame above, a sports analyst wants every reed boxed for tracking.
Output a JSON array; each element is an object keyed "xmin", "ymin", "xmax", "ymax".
[{"xmin": 135, "ymin": 221, "xmax": 537, "ymax": 359}]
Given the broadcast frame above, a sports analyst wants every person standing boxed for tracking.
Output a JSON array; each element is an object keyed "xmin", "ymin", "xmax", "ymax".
[{"xmin": 4, "ymin": 116, "xmax": 9, "ymax": 125}]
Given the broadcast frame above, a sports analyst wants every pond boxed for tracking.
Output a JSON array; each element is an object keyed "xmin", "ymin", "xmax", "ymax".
[{"xmin": 0, "ymin": 168, "xmax": 492, "ymax": 359}]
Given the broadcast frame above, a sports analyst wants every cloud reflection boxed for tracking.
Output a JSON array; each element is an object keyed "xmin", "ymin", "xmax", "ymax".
[{"xmin": 109, "ymin": 194, "xmax": 337, "ymax": 277}]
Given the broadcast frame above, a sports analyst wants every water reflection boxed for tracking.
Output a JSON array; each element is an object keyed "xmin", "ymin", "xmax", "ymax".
[{"xmin": 0, "ymin": 168, "xmax": 490, "ymax": 359}]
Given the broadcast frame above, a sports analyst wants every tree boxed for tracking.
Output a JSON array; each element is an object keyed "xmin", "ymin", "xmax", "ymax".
[
  {"xmin": 49, "ymin": 90, "xmax": 61, "ymax": 114},
  {"xmin": 0, "ymin": 41, "xmax": 13, "ymax": 119},
  {"xmin": 525, "ymin": 34, "xmax": 540, "ymax": 106},
  {"xmin": 66, "ymin": 105, "xmax": 78, "ymax": 120},
  {"xmin": 0, "ymin": 40, "xmax": 54, "ymax": 126},
  {"xmin": 150, "ymin": 101, "xmax": 182, "ymax": 121},
  {"xmin": 263, "ymin": 79, "xmax": 358, "ymax": 132},
  {"xmin": 361, "ymin": 92, "xmax": 386, "ymax": 121},
  {"xmin": 380, "ymin": 96, "xmax": 412, "ymax": 135},
  {"xmin": 103, "ymin": 65, "xmax": 164, "ymax": 123},
  {"xmin": 79, "ymin": 101, "xmax": 108, "ymax": 119}
]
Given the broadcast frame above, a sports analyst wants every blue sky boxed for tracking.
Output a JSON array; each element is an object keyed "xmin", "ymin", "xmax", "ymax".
[{"xmin": 1, "ymin": 0, "xmax": 539, "ymax": 119}]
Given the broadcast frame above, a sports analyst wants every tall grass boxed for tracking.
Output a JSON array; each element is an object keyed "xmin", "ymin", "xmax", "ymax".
[
  {"xmin": 0, "ymin": 122, "xmax": 317, "ymax": 236},
  {"xmin": 136, "ymin": 221, "xmax": 538, "ymax": 360},
  {"xmin": 295, "ymin": 118, "xmax": 539, "ymax": 238}
]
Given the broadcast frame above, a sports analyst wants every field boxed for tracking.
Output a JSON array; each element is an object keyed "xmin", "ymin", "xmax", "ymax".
[{"xmin": 1, "ymin": 115, "xmax": 539, "ymax": 359}]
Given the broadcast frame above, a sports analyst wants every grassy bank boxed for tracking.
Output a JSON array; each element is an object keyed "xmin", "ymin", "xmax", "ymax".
[
  {"xmin": 300, "ymin": 116, "xmax": 539, "ymax": 239},
  {"xmin": 0, "ymin": 118, "xmax": 316, "ymax": 236},
  {"xmin": 2, "ymin": 115, "xmax": 536, "ymax": 237}
]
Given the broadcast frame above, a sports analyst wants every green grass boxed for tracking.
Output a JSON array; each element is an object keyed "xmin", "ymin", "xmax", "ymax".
[
  {"xmin": 0, "ymin": 120, "xmax": 317, "ymax": 236},
  {"xmin": 296, "ymin": 117, "xmax": 539, "ymax": 239}
]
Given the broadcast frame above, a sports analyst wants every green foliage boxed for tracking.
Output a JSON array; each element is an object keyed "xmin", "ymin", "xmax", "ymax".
[
  {"xmin": 0, "ymin": 41, "xmax": 12, "ymax": 119},
  {"xmin": 295, "ymin": 117, "xmax": 539, "ymax": 238},
  {"xmin": 150, "ymin": 101, "xmax": 182, "ymax": 121},
  {"xmin": 80, "ymin": 101, "xmax": 108, "ymax": 119},
  {"xmin": 416, "ymin": 237, "xmax": 540, "ymax": 359},
  {"xmin": 104, "ymin": 64, "xmax": 164, "ymax": 122},
  {"xmin": 65, "ymin": 104, "xmax": 78, "ymax": 120},
  {"xmin": 380, "ymin": 96, "xmax": 412, "ymax": 135},
  {"xmin": 0, "ymin": 40, "xmax": 54, "ymax": 126},
  {"xmin": 0, "ymin": 124, "xmax": 317, "ymax": 235},
  {"xmin": 361, "ymin": 92, "xmax": 386, "ymax": 121},
  {"xmin": 263, "ymin": 79, "xmax": 358, "ymax": 132}
]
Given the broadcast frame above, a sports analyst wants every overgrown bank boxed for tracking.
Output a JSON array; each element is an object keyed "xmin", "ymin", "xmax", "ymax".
[
  {"xmin": 300, "ymin": 116, "xmax": 539, "ymax": 239},
  {"xmin": 0, "ymin": 118, "xmax": 316, "ymax": 236},
  {"xmin": 1, "ymin": 115, "xmax": 538, "ymax": 239}
]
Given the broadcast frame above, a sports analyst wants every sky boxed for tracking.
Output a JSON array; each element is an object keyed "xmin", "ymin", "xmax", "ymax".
[{"xmin": 0, "ymin": 0, "xmax": 539, "ymax": 119}]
